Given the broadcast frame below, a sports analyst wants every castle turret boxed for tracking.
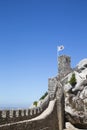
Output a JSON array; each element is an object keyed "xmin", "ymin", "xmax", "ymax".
[{"xmin": 58, "ymin": 55, "xmax": 72, "ymax": 76}]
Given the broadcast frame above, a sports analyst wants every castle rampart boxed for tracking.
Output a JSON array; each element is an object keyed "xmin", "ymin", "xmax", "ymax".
[
  {"xmin": 0, "ymin": 55, "xmax": 69, "ymax": 130},
  {"xmin": 0, "ymin": 80, "xmax": 65, "ymax": 130},
  {"xmin": 0, "ymin": 95, "xmax": 50, "ymax": 125},
  {"xmin": 0, "ymin": 99, "xmax": 58, "ymax": 130}
]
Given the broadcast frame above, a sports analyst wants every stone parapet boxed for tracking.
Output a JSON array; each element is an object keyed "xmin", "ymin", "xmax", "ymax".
[
  {"xmin": 0, "ymin": 107, "xmax": 42, "ymax": 125},
  {"xmin": 0, "ymin": 100, "xmax": 58, "ymax": 130},
  {"xmin": 0, "ymin": 95, "xmax": 50, "ymax": 125}
]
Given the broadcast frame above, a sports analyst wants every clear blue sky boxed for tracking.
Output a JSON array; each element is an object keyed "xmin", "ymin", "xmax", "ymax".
[{"xmin": 0, "ymin": 0, "xmax": 87, "ymax": 108}]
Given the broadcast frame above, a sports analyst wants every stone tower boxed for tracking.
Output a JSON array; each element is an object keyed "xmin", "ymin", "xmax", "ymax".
[{"xmin": 58, "ymin": 55, "xmax": 72, "ymax": 76}]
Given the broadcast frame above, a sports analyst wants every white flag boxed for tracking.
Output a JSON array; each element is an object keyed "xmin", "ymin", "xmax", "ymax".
[{"xmin": 57, "ymin": 45, "xmax": 64, "ymax": 51}]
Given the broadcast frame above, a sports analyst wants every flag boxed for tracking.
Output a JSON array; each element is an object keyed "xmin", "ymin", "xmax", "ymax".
[{"xmin": 57, "ymin": 45, "xmax": 64, "ymax": 51}]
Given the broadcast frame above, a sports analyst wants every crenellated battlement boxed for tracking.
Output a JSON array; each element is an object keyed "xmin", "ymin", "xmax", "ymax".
[
  {"xmin": 0, "ymin": 107, "xmax": 41, "ymax": 124},
  {"xmin": 0, "ymin": 81, "xmax": 64, "ymax": 130},
  {"xmin": 0, "ymin": 95, "xmax": 50, "ymax": 125}
]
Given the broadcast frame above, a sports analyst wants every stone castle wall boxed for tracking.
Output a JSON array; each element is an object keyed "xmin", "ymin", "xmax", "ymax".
[
  {"xmin": 0, "ymin": 55, "xmax": 68, "ymax": 130},
  {"xmin": 0, "ymin": 95, "xmax": 49, "ymax": 125},
  {"xmin": 0, "ymin": 81, "xmax": 65, "ymax": 130},
  {"xmin": 0, "ymin": 100, "xmax": 58, "ymax": 130},
  {"xmin": 48, "ymin": 76, "xmax": 58, "ymax": 100}
]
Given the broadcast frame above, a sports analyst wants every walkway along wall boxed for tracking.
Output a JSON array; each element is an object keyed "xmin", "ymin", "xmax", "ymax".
[
  {"xmin": 0, "ymin": 81, "xmax": 65, "ymax": 130},
  {"xmin": 0, "ymin": 99, "xmax": 58, "ymax": 130},
  {"xmin": 0, "ymin": 95, "xmax": 49, "ymax": 125}
]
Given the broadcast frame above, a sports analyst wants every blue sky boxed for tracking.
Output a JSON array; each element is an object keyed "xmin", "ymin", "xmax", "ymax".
[{"xmin": 0, "ymin": 0, "xmax": 87, "ymax": 108}]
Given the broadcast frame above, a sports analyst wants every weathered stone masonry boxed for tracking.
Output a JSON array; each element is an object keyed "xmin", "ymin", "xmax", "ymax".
[
  {"xmin": 0, "ymin": 95, "xmax": 49, "ymax": 125},
  {"xmin": 0, "ymin": 81, "xmax": 64, "ymax": 130},
  {"xmin": 0, "ymin": 100, "xmax": 58, "ymax": 130}
]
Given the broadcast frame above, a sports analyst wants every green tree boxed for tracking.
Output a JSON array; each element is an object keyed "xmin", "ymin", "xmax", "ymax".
[
  {"xmin": 39, "ymin": 92, "xmax": 48, "ymax": 100},
  {"xmin": 69, "ymin": 73, "xmax": 77, "ymax": 87}
]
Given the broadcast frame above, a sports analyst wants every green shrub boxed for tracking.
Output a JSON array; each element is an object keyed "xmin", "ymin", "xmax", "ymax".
[
  {"xmin": 69, "ymin": 73, "xmax": 77, "ymax": 87},
  {"xmin": 39, "ymin": 92, "xmax": 48, "ymax": 100},
  {"xmin": 33, "ymin": 101, "xmax": 38, "ymax": 107}
]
